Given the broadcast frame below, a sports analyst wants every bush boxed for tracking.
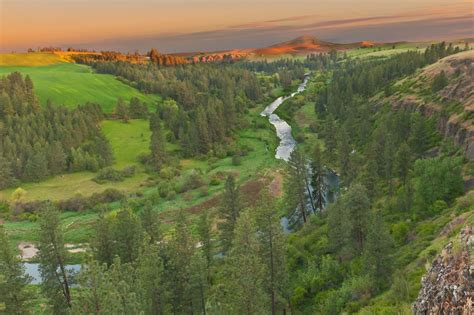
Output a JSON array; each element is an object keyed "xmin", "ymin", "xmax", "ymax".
[
  {"xmin": 94, "ymin": 167, "xmax": 124, "ymax": 183},
  {"xmin": 392, "ymin": 221, "xmax": 409, "ymax": 245},
  {"xmin": 179, "ymin": 173, "xmax": 205, "ymax": 193},
  {"xmin": 232, "ymin": 154, "xmax": 242, "ymax": 166},
  {"xmin": 158, "ymin": 181, "xmax": 172, "ymax": 198},
  {"xmin": 431, "ymin": 70, "xmax": 448, "ymax": 92},
  {"xmin": 122, "ymin": 165, "xmax": 136, "ymax": 177}
]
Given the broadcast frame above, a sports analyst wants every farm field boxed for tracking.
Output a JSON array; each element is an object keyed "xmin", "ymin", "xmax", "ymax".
[{"xmin": 0, "ymin": 62, "xmax": 161, "ymax": 112}]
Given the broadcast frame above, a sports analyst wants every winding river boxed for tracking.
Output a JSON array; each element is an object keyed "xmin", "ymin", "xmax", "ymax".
[
  {"xmin": 261, "ymin": 74, "xmax": 339, "ymax": 230},
  {"xmin": 260, "ymin": 75, "xmax": 310, "ymax": 161}
]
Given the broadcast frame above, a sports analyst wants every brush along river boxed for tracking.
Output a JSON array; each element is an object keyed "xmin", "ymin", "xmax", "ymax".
[{"xmin": 23, "ymin": 75, "xmax": 339, "ymax": 282}]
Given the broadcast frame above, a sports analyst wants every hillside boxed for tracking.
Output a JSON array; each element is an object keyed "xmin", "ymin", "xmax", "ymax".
[
  {"xmin": 0, "ymin": 63, "xmax": 161, "ymax": 112},
  {"xmin": 388, "ymin": 50, "xmax": 474, "ymax": 160}
]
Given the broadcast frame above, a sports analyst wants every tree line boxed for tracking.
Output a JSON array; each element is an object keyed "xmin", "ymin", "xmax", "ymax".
[{"xmin": 0, "ymin": 72, "xmax": 113, "ymax": 188}]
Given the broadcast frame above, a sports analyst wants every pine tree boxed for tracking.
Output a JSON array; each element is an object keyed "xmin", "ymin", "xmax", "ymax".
[
  {"xmin": 25, "ymin": 145, "xmax": 48, "ymax": 182},
  {"xmin": 113, "ymin": 208, "xmax": 143, "ymax": 264},
  {"xmin": 363, "ymin": 213, "xmax": 393, "ymax": 291},
  {"xmin": 337, "ymin": 127, "xmax": 351, "ymax": 180},
  {"xmin": 136, "ymin": 241, "xmax": 165, "ymax": 314},
  {"xmin": 91, "ymin": 209, "xmax": 114, "ymax": 266},
  {"xmin": 311, "ymin": 143, "xmax": 326, "ymax": 214},
  {"xmin": 198, "ymin": 211, "xmax": 213, "ymax": 277},
  {"xmin": 37, "ymin": 203, "xmax": 72, "ymax": 313},
  {"xmin": 165, "ymin": 210, "xmax": 199, "ymax": 314},
  {"xmin": 115, "ymin": 98, "xmax": 129, "ymax": 122},
  {"xmin": 0, "ymin": 156, "xmax": 14, "ymax": 189},
  {"xmin": 255, "ymin": 191, "xmax": 288, "ymax": 315},
  {"xmin": 431, "ymin": 70, "xmax": 448, "ymax": 92},
  {"xmin": 139, "ymin": 201, "xmax": 161, "ymax": 244},
  {"xmin": 219, "ymin": 175, "xmax": 241, "ymax": 252},
  {"xmin": 0, "ymin": 226, "xmax": 32, "ymax": 314},
  {"xmin": 149, "ymin": 114, "xmax": 167, "ymax": 170},
  {"xmin": 285, "ymin": 149, "xmax": 309, "ymax": 226},
  {"xmin": 48, "ymin": 141, "xmax": 67, "ymax": 175},
  {"xmin": 225, "ymin": 210, "xmax": 268, "ymax": 314}
]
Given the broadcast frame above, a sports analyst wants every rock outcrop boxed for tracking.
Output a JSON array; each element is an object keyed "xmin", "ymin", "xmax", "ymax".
[{"xmin": 413, "ymin": 226, "xmax": 474, "ymax": 314}]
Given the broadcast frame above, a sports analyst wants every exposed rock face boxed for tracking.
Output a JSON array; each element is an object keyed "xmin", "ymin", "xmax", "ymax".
[{"xmin": 413, "ymin": 226, "xmax": 474, "ymax": 314}]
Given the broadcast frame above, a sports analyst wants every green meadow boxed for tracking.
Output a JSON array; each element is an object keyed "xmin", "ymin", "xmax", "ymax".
[{"xmin": 0, "ymin": 63, "xmax": 161, "ymax": 112}]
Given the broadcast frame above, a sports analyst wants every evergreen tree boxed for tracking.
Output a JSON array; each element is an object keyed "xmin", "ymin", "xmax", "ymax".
[
  {"xmin": 363, "ymin": 213, "xmax": 393, "ymax": 291},
  {"xmin": 219, "ymin": 175, "xmax": 241, "ymax": 252},
  {"xmin": 285, "ymin": 149, "xmax": 309, "ymax": 226},
  {"xmin": 115, "ymin": 98, "xmax": 129, "ymax": 122},
  {"xmin": 225, "ymin": 210, "xmax": 268, "ymax": 314},
  {"xmin": 136, "ymin": 241, "xmax": 165, "ymax": 314},
  {"xmin": 165, "ymin": 210, "xmax": 200, "ymax": 314},
  {"xmin": 198, "ymin": 211, "xmax": 213, "ymax": 278},
  {"xmin": 0, "ymin": 156, "xmax": 14, "ymax": 189},
  {"xmin": 0, "ymin": 226, "xmax": 32, "ymax": 314},
  {"xmin": 37, "ymin": 203, "xmax": 72, "ymax": 313},
  {"xmin": 113, "ymin": 208, "xmax": 143, "ymax": 264},
  {"xmin": 431, "ymin": 70, "xmax": 448, "ymax": 92},
  {"xmin": 149, "ymin": 114, "xmax": 167, "ymax": 170},
  {"xmin": 91, "ymin": 209, "xmax": 114, "ymax": 266},
  {"xmin": 139, "ymin": 201, "xmax": 161, "ymax": 244},
  {"xmin": 25, "ymin": 145, "xmax": 48, "ymax": 182},
  {"xmin": 255, "ymin": 191, "xmax": 288, "ymax": 315},
  {"xmin": 311, "ymin": 143, "xmax": 326, "ymax": 214}
]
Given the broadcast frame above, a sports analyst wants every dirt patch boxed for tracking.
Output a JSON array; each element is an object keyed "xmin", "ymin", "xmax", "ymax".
[
  {"xmin": 268, "ymin": 171, "xmax": 284, "ymax": 197},
  {"xmin": 18, "ymin": 242, "xmax": 39, "ymax": 260},
  {"xmin": 18, "ymin": 242, "xmax": 87, "ymax": 260}
]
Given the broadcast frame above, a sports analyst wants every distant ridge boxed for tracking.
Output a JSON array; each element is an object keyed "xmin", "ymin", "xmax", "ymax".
[{"xmin": 251, "ymin": 35, "xmax": 381, "ymax": 55}]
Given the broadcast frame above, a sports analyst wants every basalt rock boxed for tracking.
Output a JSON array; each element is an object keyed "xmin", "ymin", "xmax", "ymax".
[{"xmin": 413, "ymin": 226, "xmax": 474, "ymax": 314}]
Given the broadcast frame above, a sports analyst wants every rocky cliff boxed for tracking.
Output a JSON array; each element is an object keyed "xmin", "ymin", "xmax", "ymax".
[{"xmin": 413, "ymin": 226, "xmax": 474, "ymax": 314}]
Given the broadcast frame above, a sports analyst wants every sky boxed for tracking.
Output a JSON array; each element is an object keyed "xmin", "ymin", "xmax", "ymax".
[{"xmin": 1, "ymin": 0, "xmax": 473, "ymax": 53}]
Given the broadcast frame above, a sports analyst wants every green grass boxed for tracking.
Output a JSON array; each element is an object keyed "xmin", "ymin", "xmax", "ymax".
[
  {"xmin": 0, "ymin": 63, "xmax": 161, "ymax": 112},
  {"xmin": 0, "ymin": 171, "xmax": 148, "ymax": 202},
  {"xmin": 102, "ymin": 119, "xmax": 151, "ymax": 168}
]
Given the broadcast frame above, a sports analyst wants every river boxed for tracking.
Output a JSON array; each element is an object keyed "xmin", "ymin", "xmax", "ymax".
[
  {"xmin": 261, "ymin": 74, "xmax": 339, "ymax": 230},
  {"xmin": 260, "ymin": 75, "xmax": 310, "ymax": 161}
]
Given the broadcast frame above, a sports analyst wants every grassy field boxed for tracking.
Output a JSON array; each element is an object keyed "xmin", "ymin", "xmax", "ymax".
[
  {"xmin": 102, "ymin": 119, "xmax": 151, "ymax": 168},
  {"xmin": 0, "ymin": 63, "xmax": 161, "ymax": 112},
  {"xmin": 0, "ymin": 53, "xmax": 67, "ymax": 66},
  {"xmin": 0, "ymin": 120, "xmax": 152, "ymax": 202}
]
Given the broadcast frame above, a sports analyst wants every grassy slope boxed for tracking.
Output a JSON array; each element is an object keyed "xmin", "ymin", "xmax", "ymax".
[{"xmin": 0, "ymin": 63, "xmax": 161, "ymax": 112}]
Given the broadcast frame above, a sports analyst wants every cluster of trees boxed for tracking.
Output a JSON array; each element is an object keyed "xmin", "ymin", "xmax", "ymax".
[
  {"xmin": 72, "ymin": 50, "xmax": 187, "ymax": 65},
  {"xmin": 114, "ymin": 97, "xmax": 149, "ymax": 121},
  {"xmin": 147, "ymin": 48, "xmax": 187, "ymax": 66},
  {"xmin": 0, "ymin": 72, "xmax": 113, "ymax": 188},
  {"xmin": 87, "ymin": 61, "xmax": 264, "ymax": 157},
  {"xmin": 1, "ymin": 175, "xmax": 292, "ymax": 314}
]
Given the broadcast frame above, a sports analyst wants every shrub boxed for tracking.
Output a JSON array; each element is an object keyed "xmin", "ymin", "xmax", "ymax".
[
  {"xmin": 94, "ymin": 167, "xmax": 124, "ymax": 183},
  {"xmin": 391, "ymin": 221, "xmax": 409, "ymax": 245},
  {"xmin": 431, "ymin": 70, "xmax": 448, "ymax": 92},
  {"xmin": 232, "ymin": 154, "xmax": 242, "ymax": 166},
  {"xmin": 180, "ymin": 173, "xmax": 205, "ymax": 193},
  {"xmin": 122, "ymin": 165, "xmax": 136, "ymax": 177}
]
